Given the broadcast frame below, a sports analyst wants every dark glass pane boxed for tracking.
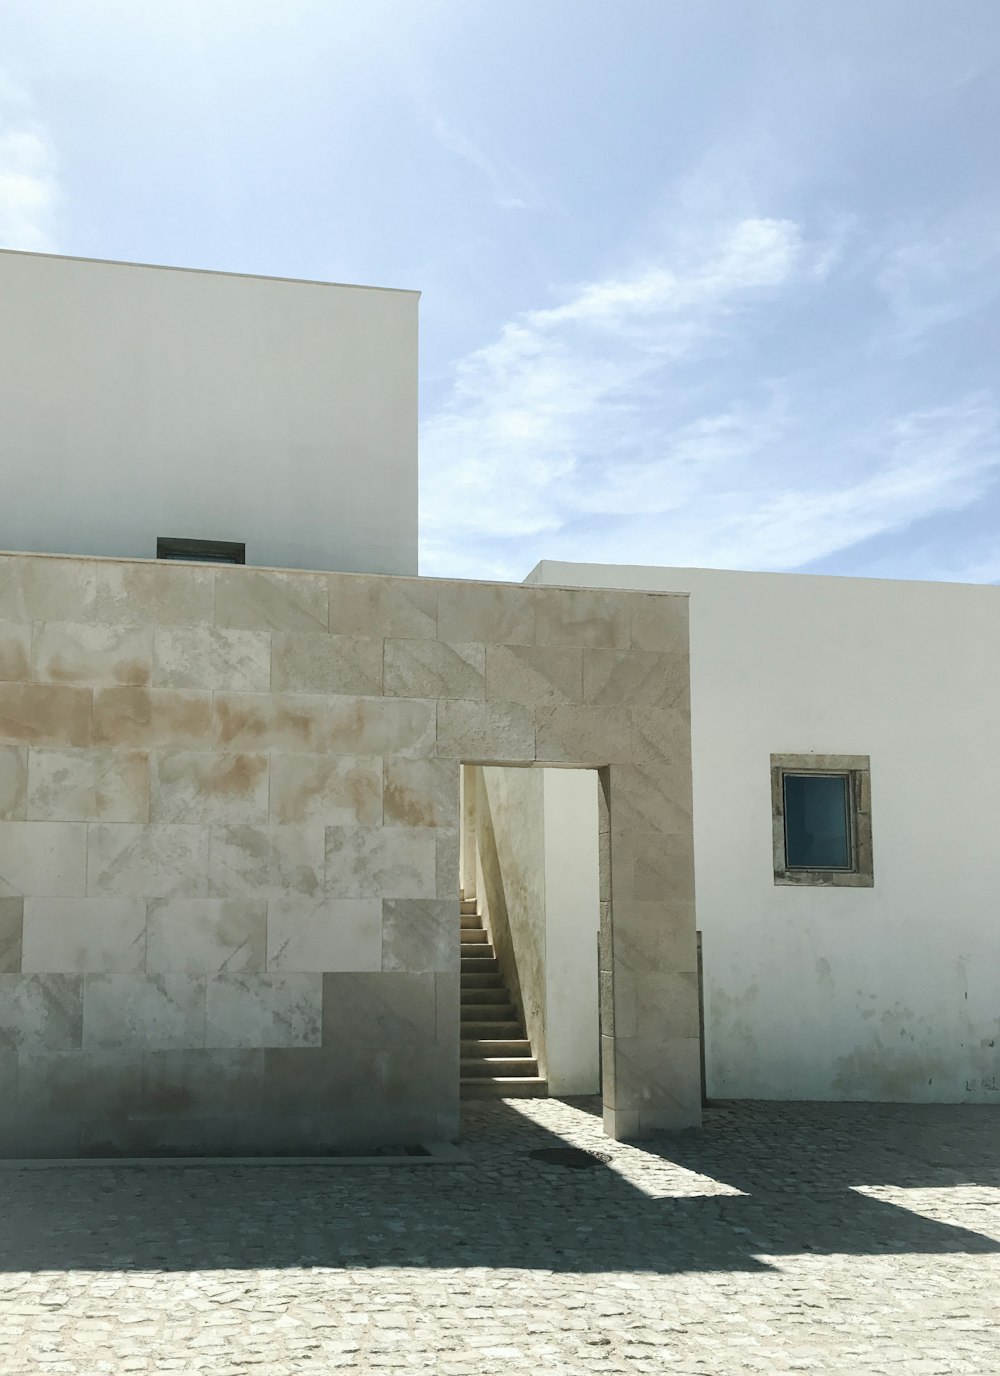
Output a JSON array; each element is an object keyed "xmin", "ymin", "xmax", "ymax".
[{"xmin": 783, "ymin": 774, "xmax": 852, "ymax": 869}]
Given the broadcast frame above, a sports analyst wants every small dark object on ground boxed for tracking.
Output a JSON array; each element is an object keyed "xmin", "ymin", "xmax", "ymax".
[{"xmin": 529, "ymin": 1147, "xmax": 611, "ymax": 1169}]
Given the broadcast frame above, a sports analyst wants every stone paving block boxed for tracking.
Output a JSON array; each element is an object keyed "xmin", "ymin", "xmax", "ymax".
[
  {"xmin": 215, "ymin": 568, "xmax": 329, "ymax": 633},
  {"xmin": 383, "ymin": 756, "xmax": 459, "ymax": 829},
  {"xmin": 145, "ymin": 899, "xmax": 266, "ymax": 976},
  {"xmin": 21, "ymin": 898, "xmax": 147, "ymax": 974},
  {"xmin": 153, "ymin": 626, "xmax": 271, "ymax": 692},
  {"xmin": 0, "ymin": 745, "xmax": 27, "ymax": 820},
  {"xmin": 0, "ymin": 621, "xmax": 30, "ymax": 682},
  {"xmin": 328, "ymin": 574, "xmax": 437, "ymax": 639},
  {"xmin": 31, "ymin": 622, "xmax": 153, "ymax": 687},
  {"xmin": 88, "ymin": 824, "xmax": 210, "ymax": 899},
  {"xmin": 325, "ymin": 824, "xmax": 438, "ymax": 899},
  {"xmin": 150, "ymin": 751, "xmax": 269, "ymax": 825},
  {"xmin": 0, "ymin": 821, "xmax": 88, "ymax": 897},
  {"xmin": 205, "ymin": 972, "xmax": 322, "ymax": 1049},
  {"xmin": 271, "ymin": 632, "xmax": 382, "ymax": 695},
  {"xmin": 0, "ymin": 683, "xmax": 92, "ymax": 747},
  {"xmin": 266, "ymin": 897, "xmax": 381, "ymax": 972},
  {"xmin": 269, "ymin": 753, "xmax": 382, "ymax": 826},
  {"xmin": 92, "ymin": 687, "xmax": 212, "ymax": 750},
  {"xmin": 28, "ymin": 747, "xmax": 150, "ymax": 823},
  {"xmin": 82, "ymin": 973, "xmax": 206, "ymax": 1051}
]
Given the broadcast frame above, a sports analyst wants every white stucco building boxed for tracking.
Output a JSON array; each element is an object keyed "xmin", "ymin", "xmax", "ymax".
[
  {"xmin": 0, "ymin": 249, "xmax": 418, "ymax": 576},
  {"xmin": 527, "ymin": 559, "xmax": 1000, "ymax": 1105}
]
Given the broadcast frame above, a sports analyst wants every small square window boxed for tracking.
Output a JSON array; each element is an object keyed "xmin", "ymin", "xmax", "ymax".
[{"xmin": 771, "ymin": 754, "xmax": 873, "ymax": 887}]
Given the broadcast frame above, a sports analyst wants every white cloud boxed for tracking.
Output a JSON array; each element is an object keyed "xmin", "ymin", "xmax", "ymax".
[
  {"xmin": 0, "ymin": 80, "xmax": 59, "ymax": 251},
  {"xmin": 420, "ymin": 213, "xmax": 1000, "ymax": 581}
]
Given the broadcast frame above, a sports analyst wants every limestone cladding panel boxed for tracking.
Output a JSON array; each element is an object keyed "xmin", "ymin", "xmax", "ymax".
[
  {"xmin": 208, "ymin": 826, "xmax": 325, "ymax": 900},
  {"xmin": 153, "ymin": 626, "xmax": 271, "ymax": 692},
  {"xmin": 266, "ymin": 898, "xmax": 382, "ymax": 972},
  {"xmin": 215, "ymin": 569, "xmax": 329, "ymax": 633},
  {"xmin": 327, "ymin": 575, "xmax": 437, "ymax": 640},
  {"xmin": 382, "ymin": 899, "xmax": 459, "ymax": 973},
  {"xmin": 0, "ymin": 556, "xmax": 697, "ymax": 1149},
  {"xmin": 204, "ymin": 972, "xmax": 322, "ymax": 1049},
  {"xmin": 87, "ymin": 825, "xmax": 210, "ymax": 900},
  {"xmin": 269, "ymin": 753, "xmax": 382, "ymax": 826},
  {"xmin": 93, "ymin": 688, "xmax": 212, "ymax": 749},
  {"xmin": 0, "ymin": 897, "xmax": 24, "ymax": 972},
  {"xmin": 0, "ymin": 974, "xmax": 83, "ymax": 1051},
  {"xmin": 0, "ymin": 684, "xmax": 92, "ymax": 747},
  {"xmin": 384, "ymin": 639, "xmax": 485, "ymax": 701},
  {"xmin": 21, "ymin": 898, "xmax": 147, "ymax": 974},
  {"xmin": 325, "ymin": 825, "xmax": 438, "ymax": 899},
  {"xmin": 0, "ymin": 745, "xmax": 27, "ymax": 820},
  {"xmin": 0, "ymin": 621, "xmax": 31, "ymax": 682},
  {"xmin": 31, "ymin": 623, "xmax": 153, "ymax": 687},
  {"xmin": 271, "ymin": 632, "xmax": 382, "ymax": 695},
  {"xmin": 383, "ymin": 757, "xmax": 459, "ymax": 829},
  {"xmin": 28, "ymin": 748, "xmax": 150, "ymax": 823},
  {"xmin": 0, "ymin": 822, "xmax": 88, "ymax": 896},
  {"xmin": 150, "ymin": 751, "xmax": 269, "ymax": 826},
  {"xmin": 145, "ymin": 899, "xmax": 267, "ymax": 976},
  {"xmin": 82, "ymin": 974, "xmax": 206, "ymax": 1051}
]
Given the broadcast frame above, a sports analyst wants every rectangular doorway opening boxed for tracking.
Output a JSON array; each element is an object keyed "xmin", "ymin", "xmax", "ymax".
[{"xmin": 457, "ymin": 763, "xmax": 602, "ymax": 1108}]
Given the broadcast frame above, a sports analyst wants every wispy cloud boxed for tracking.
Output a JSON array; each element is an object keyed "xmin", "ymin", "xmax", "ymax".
[
  {"xmin": 431, "ymin": 115, "xmax": 531, "ymax": 211},
  {"xmin": 420, "ymin": 216, "xmax": 830, "ymax": 575},
  {"xmin": 420, "ymin": 213, "xmax": 1000, "ymax": 581},
  {"xmin": 0, "ymin": 79, "xmax": 59, "ymax": 252}
]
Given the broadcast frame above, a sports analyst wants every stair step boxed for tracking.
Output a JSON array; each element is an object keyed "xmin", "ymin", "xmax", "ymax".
[
  {"xmin": 461, "ymin": 957, "xmax": 498, "ymax": 974},
  {"xmin": 460, "ymin": 899, "xmax": 478, "ymax": 915},
  {"xmin": 461, "ymin": 999, "xmax": 516, "ymax": 1016},
  {"xmin": 460, "ymin": 929, "xmax": 489, "ymax": 945},
  {"xmin": 460, "ymin": 972, "xmax": 505, "ymax": 990},
  {"xmin": 461, "ymin": 988, "xmax": 511, "ymax": 1005},
  {"xmin": 460, "ymin": 912, "xmax": 482, "ymax": 929},
  {"xmin": 460, "ymin": 1078, "xmax": 549, "ymax": 1099},
  {"xmin": 461, "ymin": 1038, "xmax": 532, "ymax": 1056},
  {"xmin": 460, "ymin": 1020, "xmax": 521, "ymax": 1038},
  {"xmin": 461, "ymin": 1057, "xmax": 539, "ymax": 1077},
  {"xmin": 460, "ymin": 942, "xmax": 494, "ymax": 955}
]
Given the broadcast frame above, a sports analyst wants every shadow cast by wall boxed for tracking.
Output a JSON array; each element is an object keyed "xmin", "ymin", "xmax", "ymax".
[{"xmin": 1, "ymin": 1099, "xmax": 998, "ymax": 1276}]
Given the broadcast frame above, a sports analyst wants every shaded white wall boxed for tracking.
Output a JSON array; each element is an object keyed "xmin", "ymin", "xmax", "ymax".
[
  {"xmin": 0, "ymin": 250, "xmax": 417, "ymax": 575},
  {"xmin": 528, "ymin": 559, "xmax": 1000, "ymax": 1104},
  {"xmin": 475, "ymin": 766, "xmax": 600, "ymax": 1095}
]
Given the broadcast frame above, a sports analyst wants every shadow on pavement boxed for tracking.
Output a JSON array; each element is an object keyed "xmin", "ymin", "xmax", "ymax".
[{"xmin": 0, "ymin": 1099, "xmax": 997, "ymax": 1275}]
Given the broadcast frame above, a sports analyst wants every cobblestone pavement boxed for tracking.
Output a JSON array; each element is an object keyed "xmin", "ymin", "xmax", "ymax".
[{"xmin": 1, "ymin": 1098, "xmax": 999, "ymax": 1374}]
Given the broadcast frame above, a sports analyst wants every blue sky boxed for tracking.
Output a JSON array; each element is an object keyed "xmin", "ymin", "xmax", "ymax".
[{"xmin": 2, "ymin": 1, "xmax": 999, "ymax": 582}]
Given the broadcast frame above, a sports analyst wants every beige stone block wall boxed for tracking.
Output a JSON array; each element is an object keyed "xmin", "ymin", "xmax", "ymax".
[{"xmin": 0, "ymin": 550, "xmax": 695, "ymax": 1155}]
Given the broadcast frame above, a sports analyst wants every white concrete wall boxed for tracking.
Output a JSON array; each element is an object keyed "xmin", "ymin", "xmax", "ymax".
[
  {"xmin": 542, "ymin": 768, "xmax": 600, "ymax": 1096},
  {"xmin": 474, "ymin": 765, "xmax": 600, "ymax": 1094},
  {"xmin": 528, "ymin": 559, "xmax": 1000, "ymax": 1104},
  {"xmin": 0, "ymin": 249, "xmax": 418, "ymax": 575}
]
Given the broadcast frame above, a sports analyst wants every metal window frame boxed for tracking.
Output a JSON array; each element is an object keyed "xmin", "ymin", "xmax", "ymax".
[
  {"xmin": 771, "ymin": 753, "xmax": 874, "ymax": 889},
  {"xmin": 781, "ymin": 770, "xmax": 855, "ymax": 872},
  {"xmin": 156, "ymin": 537, "xmax": 246, "ymax": 565}
]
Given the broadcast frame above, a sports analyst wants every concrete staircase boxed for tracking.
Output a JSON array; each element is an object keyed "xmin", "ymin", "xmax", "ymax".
[{"xmin": 460, "ymin": 895, "xmax": 547, "ymax": 1099}]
